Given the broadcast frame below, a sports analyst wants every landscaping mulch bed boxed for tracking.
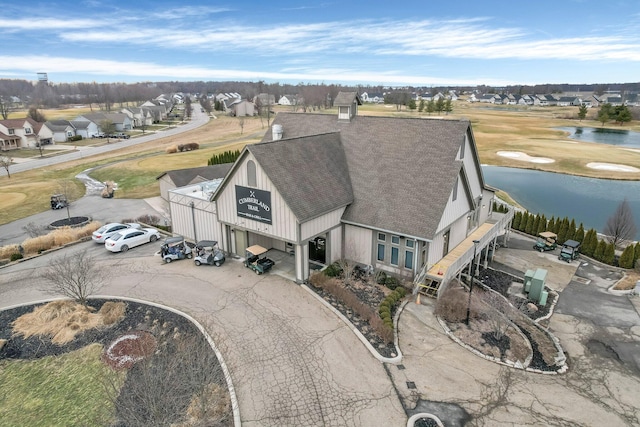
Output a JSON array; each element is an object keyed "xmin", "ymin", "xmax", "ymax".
[
  {"xmin": 307, "ymin": 277, "xmax": 400, "ymax": 359},
  {"xmin": 0, "ymin": 299, "xmax": 233, "ymax": 426},
  {"xmin": 445, "ymin": 266, "xmax": 562, "ymax": 372}
]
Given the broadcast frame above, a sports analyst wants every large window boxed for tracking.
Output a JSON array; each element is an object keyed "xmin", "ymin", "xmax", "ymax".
[
  {"xmin": 377, "ymin": 233, "xmax": 415, "ymax": 270},
  {"xmin": 405, "ymin": 250, "xmax": 413, "ymax": 269},
  {"xmin": 391, "ymin": 247, "xmax": 399, "ymax": 266}
]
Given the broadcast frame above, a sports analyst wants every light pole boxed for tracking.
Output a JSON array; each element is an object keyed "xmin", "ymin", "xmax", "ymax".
[{"xmin": 466, "ymin": 239, "xmax": 480, "ymax": 326}]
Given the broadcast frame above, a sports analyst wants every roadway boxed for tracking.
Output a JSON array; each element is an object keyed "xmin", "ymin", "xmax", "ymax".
[{"xmin": 1, "ymin": 104, "xmax": 210, "ymax": 176}]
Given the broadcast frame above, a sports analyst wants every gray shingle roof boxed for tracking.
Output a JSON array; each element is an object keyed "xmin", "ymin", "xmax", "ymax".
[
  {"xmin": 157, "ymin": 164, "xmax": 233, "ymax": 187},
  {"xmin": 333, "ymin": 92, "xmax": 361, "ymax": 106},
  {"xmin": 261, "ymin": 113, "xmax": 469, "ymax": 240},
  {"xmin": 247, "ymin": 132, "xmax": 353, "ymax": 222}
]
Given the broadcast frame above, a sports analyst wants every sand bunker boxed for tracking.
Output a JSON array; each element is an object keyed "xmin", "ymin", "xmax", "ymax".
[
  {"xmin": 586, "ymin": 163, "xmax": 640, "ymax": 173},
  {"xmin": 497, "ymin": 151, "xmax": 555, "ymax": 164}
]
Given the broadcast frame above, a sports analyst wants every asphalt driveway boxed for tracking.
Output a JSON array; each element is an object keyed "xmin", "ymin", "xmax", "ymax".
[{"xmin": 0, "ymin": 241, "xmax": 406, "ymax": 426}]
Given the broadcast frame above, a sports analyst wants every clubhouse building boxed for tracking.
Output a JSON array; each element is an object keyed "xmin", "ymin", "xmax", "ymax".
[{"xmin": 166, "ymin": 92, "xmax": 512, "ymax": 295}]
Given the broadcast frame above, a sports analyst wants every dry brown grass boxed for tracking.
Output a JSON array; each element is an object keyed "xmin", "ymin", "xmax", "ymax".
[
  {"xmin": 166, "ymin": 145, "xmax": 178, "ymax": 153},
  {"xmin": 12, "ymin": 300, "xmax": 126, "ymax": 345},
  {"xmin": 0, "ymin": 244, "xmax": 21, "ymax": 260},
  {"xmin": 613, "ymin": 270, "xmax": 640, "ymax": 290},
  {"xmin": 16, "ymin": 221, "xmax": 101, "ymax": 256}
]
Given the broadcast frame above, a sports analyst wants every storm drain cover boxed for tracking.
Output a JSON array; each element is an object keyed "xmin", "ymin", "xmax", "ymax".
[
  {"xmin": 397, "ymin": 364, "xmax": 405, "ymax": 370},
  {"xmin": 573, "ymin": 276, "xmax": 591, "ymax": 285},
  {"xmin": 406, "ymin": 381, "xmax": 416, "ymax": 389}
]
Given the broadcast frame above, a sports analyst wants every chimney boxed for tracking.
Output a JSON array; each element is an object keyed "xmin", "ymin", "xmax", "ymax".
[{"xmin": 272, "ymin": 124, "xmax": 283, "ymax": 141}]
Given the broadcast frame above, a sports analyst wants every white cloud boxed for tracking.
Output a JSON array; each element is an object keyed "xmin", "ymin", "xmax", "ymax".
[{"xmin": 0, "ymin": 55, "xmax": 514, "ymax": 86}]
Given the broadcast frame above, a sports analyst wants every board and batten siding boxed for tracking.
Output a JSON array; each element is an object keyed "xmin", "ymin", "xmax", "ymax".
[
  {"xmin": 216, "ymin": 152, "xmax": 298, "ymax": 242},
  {"xmin": 300, "ymin": 207, "xmax": 345, "ymax": 242},
  {"xmin": 344, "ymin": 224, "xmax": 373, "ymax": 265},
  {"xmin": 168, "ymin": 193, "xmax": 220, "ymax": 242},
  {"xmin": 435, "ymin": 173, "xmax": 472, "ymax": 235},
  {"xmin": 429, "ymin": 213, "xmax": 470, "ymax": 268},
  {"xmin": 329, "ymin": 227, "xmax": 342, "ymax": 264},
  {"xmin": 460, "ymin": 131, "xmax": 482, "ymax": 198}
]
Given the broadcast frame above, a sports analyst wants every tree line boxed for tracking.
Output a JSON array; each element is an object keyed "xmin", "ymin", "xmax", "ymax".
[{"xmin": 511, "ymin": 199, "xmax": 639, "ymax": 269}]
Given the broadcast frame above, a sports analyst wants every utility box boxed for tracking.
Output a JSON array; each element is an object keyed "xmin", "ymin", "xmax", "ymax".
[{"xmin": 524, "ymin": 268, "xmax": 548, "ymax": 305}]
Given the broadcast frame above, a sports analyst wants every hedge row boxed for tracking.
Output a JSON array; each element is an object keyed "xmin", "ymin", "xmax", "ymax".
[{"xmin": 512, "ymin": 211, "xmax": 640, "ymax": 268}]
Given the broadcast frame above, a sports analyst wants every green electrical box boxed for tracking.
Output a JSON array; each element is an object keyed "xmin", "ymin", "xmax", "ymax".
[{"xmin": 524, "ymin": 268, "xmax": 547, "ymax": 305}]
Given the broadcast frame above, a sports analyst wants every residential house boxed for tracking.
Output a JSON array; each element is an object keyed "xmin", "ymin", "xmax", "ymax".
[
  {"xmin": 557, "ymin": 96, "xmax": 581, "ymax": 107},
  {"xmin": 226, "ymin": 99, "xmax": 256, "ymax": 117},
  {"xmin": 121, "ymin": 107, "xmax": 153, "ymax": 128},
  {"xmin": 278, "ymin": 95, "xmax": 297, "ymax": 106},
  {"xmin": 0, "ymin": 117, "xmax": 45, "ymax": 149},
  {"xmin": 75, "ymin": 112, "xmax": 133, "ymax": 132},
  {"xmin": 44, "ymin": 120, "xmax": 77, "ymax": 142},
  {"xmin": 253, "ymin": 93, "xmax": 276, "ymax": 107}
]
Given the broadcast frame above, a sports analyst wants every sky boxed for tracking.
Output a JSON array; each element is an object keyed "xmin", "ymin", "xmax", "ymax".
[{"xmin": 2, "ymin": 0, "xmax": 640, "ymax": 87}]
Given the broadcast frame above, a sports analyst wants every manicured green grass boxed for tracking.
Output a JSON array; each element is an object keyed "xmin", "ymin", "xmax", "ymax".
[{"xmin": 0, "ymin": 344, "xmax": 125, "ymax": 427}]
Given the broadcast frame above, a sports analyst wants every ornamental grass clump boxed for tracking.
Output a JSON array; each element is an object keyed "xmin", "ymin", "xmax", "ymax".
[
  {"xmin": 0, "ymin": 244, "xmax": 21, "ymax": 260},
  {"xmin": 20, "ymin": 222, "xmax": 101, "ymax": 255}
]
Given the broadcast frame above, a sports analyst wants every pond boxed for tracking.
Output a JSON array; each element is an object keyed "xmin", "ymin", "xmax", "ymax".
[
  {"xmin": 482, "ymin": 166, "xmax": 640, "ymax": 239},
  {"xmin": 557, "ymin": 126, "xmax": 640, "ymax": 148}
]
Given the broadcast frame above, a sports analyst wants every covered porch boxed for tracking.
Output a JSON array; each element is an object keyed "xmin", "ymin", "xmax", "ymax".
[{"xmin": 414, "ymin": 210, "xmax": 514, "ymax": 298}]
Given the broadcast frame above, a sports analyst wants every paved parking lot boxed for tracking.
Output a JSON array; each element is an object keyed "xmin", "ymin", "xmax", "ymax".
[{"xmin": 2, "ymin": 201, "xmax": 640, "ymax": 426}]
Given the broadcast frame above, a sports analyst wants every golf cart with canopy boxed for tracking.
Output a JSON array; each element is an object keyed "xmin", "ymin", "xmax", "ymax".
[
  {"xmin": 50, "ymin": 194, "xmax": 68, "ymax": 210},
  {"xmin": 160, "ymin": 236, "xmax": 193, "ymax": 263},
  {"xmin": 534, "ymin": 231, "xmax": 557, "ymax": 252},
  {"xmin": 244, "ymin": 245, "xmax": 275, "ymax": 274},
  {"xmin": 193, "ymin": 240, "xmax": 225, "ymax": 267},
  {"xmin": 559, "ymin": 239, "xmax": 581, "ymax": 262}
]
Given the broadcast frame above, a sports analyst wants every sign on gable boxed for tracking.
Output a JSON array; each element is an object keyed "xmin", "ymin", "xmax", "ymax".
[{"xmin": 236, "ymin": 185, "xmax": 272, "ymax": 224}]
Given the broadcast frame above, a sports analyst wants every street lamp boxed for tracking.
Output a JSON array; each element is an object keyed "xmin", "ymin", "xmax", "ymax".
[{"xmin": 466, "ymin": 239, "xmax": 481, "ymax": 326}]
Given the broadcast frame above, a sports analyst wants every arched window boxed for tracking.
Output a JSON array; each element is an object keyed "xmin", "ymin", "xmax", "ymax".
[{"xmin": 247, "ymin": 160, "xmax": 256, "ymax": 187}]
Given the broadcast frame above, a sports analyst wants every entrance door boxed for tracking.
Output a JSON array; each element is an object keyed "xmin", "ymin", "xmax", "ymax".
[
  {"xmin": 309, "ymin": 236, "xmax": 326, "ymax": 264},
  {"xmin": 234, "ymin": 230, "xmax": 247, "ymax": 257},
  {"xmin": 442, "ymin": 230, "xmax": 450, "ymax": 258}
]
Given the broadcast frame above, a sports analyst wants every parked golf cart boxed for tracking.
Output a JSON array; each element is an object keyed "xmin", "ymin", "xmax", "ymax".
[
  {"xmin": 50, "ymin": 194, "xmax": 68, "ymax": 210},
  {"xmin": 244, "ymin": 245, "xmax": 275, "ymax": 274},
  {"xmin": 534, "ymin": 231, "xmax": 557, "ymax": 252},
  {"xmin": 559, "ymin": 239, "xmax": 581, "ymax": 262},
  {"xmin": 193, "ymin": 240, "xmax": 225, "ymax": 267},
  {"xmin": 160, "ymin": 236, "xmax": 193, "ymax": 263}
]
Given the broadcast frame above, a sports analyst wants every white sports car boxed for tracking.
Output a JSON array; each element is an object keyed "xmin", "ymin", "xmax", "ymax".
[{"xmin": 104, "ymin": 228, "xmax": 161, "ymax": 253}]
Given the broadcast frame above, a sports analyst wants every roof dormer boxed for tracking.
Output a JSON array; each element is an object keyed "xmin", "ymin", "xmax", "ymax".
[{"xmin": 333, "ymin": 92, "xmax": 362, "ymax": 121}]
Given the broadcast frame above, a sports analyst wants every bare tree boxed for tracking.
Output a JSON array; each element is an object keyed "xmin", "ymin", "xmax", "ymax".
[
  {"xmin": 56, "ymin": 179, "xmax": 83, "ymax": 220},
  {"xmin": 40, "ymin": 249, "xmax": 105, "ymax": 306},
  {"xmin": 99, "ymin": 119, "xmax": 116, "ymax": 143},
  {"xmin": 27, "ymin": 105, "xmax": 46, "ymax": 122},
  {"xmin": 238, "ymin": 116, "xmax": 245, "ymax": 134},
  {"xmin": 603, "ymin": 199, "xmax": 637, "ymax": 247},
  {"xmin": 0, "ymin": 154, "xmax": 13, "ymax": 178},
  {"xmin": 105, "ymin": 334, "xmax": 231, "ymax": 427},
  {"xmin": 0, "ymin": 95, "xmax": 13, "ymax": 119}
]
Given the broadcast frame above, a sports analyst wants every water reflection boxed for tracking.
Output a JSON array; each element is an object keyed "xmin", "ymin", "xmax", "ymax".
[
  {"xmin": 557, "ymin": 126, "xmax": 640, "ymax": 148},
  {"xmin": 482, "ymin": 165, "xmax": 640, "ymax": 239}
]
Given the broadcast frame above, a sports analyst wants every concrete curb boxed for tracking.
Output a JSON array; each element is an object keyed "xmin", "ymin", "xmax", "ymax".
[
  {"xmin": 1, "ymin": 296, "xmax": 242, "ymax": 427},
  {"xmin": 407, "ymin": 412, "xmax": 444, "ymax": 427},
  {"xmin": 301, "ymin": 284, "xmax": 403, "ymax": 364}
]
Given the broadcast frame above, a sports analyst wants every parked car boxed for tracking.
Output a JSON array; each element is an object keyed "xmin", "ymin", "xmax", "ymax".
[
  {"xmin": 93, "ymin": 223, "xmax": 141, "ymax": 243},
  {"xmin": 105, "ymin": 228, "xmax": 161, "ymax": 253},
  {"xmin": 92, "ymin": 132, "xmax": 105, "ymax": 138},
  {"xmin": 114, "ymin": 132, "xmax": 130, "ymax": 139}
]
